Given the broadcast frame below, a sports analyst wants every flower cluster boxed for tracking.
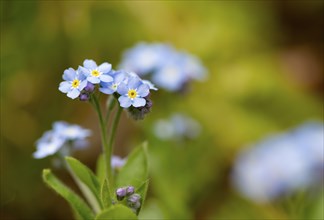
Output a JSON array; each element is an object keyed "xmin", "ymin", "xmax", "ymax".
[
  {"xmin": 33, "ymin": 121, "xmax": 91, "ymax": 159},
  {"xmin": 119, "ymin": 42, "xmax": 207, "ymax": 92},
  {"xmin": 153, "ymin": 113, "xmax": 201, "ymax": 140},
  {"xmin": 59, "ymin": 59, "xmax": 157, "ymax": 110},
  {"xmin": 231, "ymin": 122, "xmax": 324, "ymax": 203},
  {"xmin": 115, "ymin": 186, "xmax": 141, "ymax": 213}
]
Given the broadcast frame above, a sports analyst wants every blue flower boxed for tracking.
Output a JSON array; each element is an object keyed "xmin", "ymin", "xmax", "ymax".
[
  {"xmin": 119, "ymin": 42, "xmax": 172, "ymax": 76},
  {"xmin": 231, "ymin": 122, "xmax": 324, "ymax": 203},
  {"xmin": 33, "ymin": 131, "xmax": 65, "ymax": 159},
  {"xmin": 99, "ymin": 70, "xmax": 127, "ymax": 95},
  {"xmin": 53, "ymin": 121, "xmax": 91, "ymax": 142},
  {"xmin": 117, "ymin": 75, "xmax": 150, "ymax": 108},
  {"xmin": 153, "ymin": 113, "xmax": 201, "ymax": 140},
  {"xmin": 59, "ymin": 68, "xmax": 88, "ymax": 99},
  {"xmin": 112, "ymin": 155, "xmax": 126, "ymax": 169},
  {"xmin": 151, "ymin": 61, "xmax": 188, "ymax": 91},
  {"xmin": 79, "ymin": 59, "xmax": 113, "ymax": 84},
  {"xmin": 33, "ymin": 121, "xmax": 91, "ymax": 159},
  {"xmin": 119, "ymin": 42, "xmax": 207, "ymax": 92}
]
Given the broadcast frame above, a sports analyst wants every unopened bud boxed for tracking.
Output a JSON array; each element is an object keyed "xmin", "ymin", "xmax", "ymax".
[
  {"xmin": 84, "ymin": 82, "xmax": 95, "ymax": 92},
  {"xmin": 126, "ymin": 186, "xmax": 135, "ymax": 195},
  {"xmin": 79, "ymin": 93, "xmax": 90, "ymax": 101},
  {"xmin": 116, "ymin": 187, "xmax": 127, "ymax": 201},
  {"xmin": 127, "ymin": 193, "xmax": 141, "ymax": 206}
]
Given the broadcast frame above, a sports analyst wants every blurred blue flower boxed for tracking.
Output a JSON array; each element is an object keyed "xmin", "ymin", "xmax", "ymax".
[
  {"xmin": 111, "ymin": 155, "xmax": 126, "ymax": 169},
  {"xmin": 154, "ymin": 113, "xmax": 201, "ymax": 140},
  {"xmin": 119, "ymin": 42, "xmax": 207, "ymax": 92},
  {"xmin": 99, "ymin": 70, "xmax": 127, "ymax": 95},
  {"xmin": 33, "ymin": 121, "xmax": 91, "ymax": 159},
  {"xmin": 117, "ymin": 75, "xmax": 150, "ymax": 108},
  {"xmin": 232, "ymin": 122, "xmax": 324, "ymax": 203},
  {"xmin": 58, "ymin": 67, "xmax": 88, "ymax": 99},
  {"xmin": 79, "ymin": 59, "xmax": 113, "ymax": 84},
  {"xmin": 119, "ymin": 42, "xmax": 173, "ymax": 76}
]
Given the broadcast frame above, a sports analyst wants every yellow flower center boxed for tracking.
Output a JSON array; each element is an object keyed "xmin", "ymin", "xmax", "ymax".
[
  {"xmin": 71, "ymin": 79, "xmax": 80, "ymax": 88},
  {"xmin": 128, "ymin": 89, "xmax": 137, "ymax": 99},
  {"xmin": 91, "ymin": 70, "xmax": 101, "ymax": 77}
]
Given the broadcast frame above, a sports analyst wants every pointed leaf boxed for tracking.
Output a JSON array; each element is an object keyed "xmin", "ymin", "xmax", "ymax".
[
  {"xmin": 42, "ymin": 169, "xmax": 95, "ymax": 220},
  {"xmin": 95, "ymin": 204, "xmax": 138, "ymax": 220},
  {"xmin": 66, "ymin": 157, "xmax": 102, "ymax": 213},
  {"xmin": 116, "ymin": 143, "xmax": 148, "ymax": 190},
  {"xmin": 101, "ymin": 179, "xmax": 112, "ymax": 209},
  {"xmin": 136, "ymin": 180, "xmax": 149, "ymax": 214}
]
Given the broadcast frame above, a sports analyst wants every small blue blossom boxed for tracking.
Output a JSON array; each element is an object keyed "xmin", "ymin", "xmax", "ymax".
[
  {"xmin": 79, "ymin": 59, "xmax": 113, "ymax": 84},
  {"xmin": 231, "ymin": 122, "xmax": 324, "ymax": 203},
  {"xmin": 33, "ymin": 121, "xmax": 91, "ymax": 159},
  {"xmin": 117, "ymin": 75, "xmax": 150, "ymax": 108},
  {"xmin": 53, "ymin": 121, "xmax": 91, "ymax": 142},
  {"xmin": 59, "ymin": 68, "xmax": 88, "ymax": 99},
  {"xmin": 154, "ymin": 113, "xmax": 201, "ymax": 140},
  {"xmin": 112, "ymin": 155, "xmax": 126, "ymax": 169},
  {"xmin": 119, "ymin": 42, "xmax": 207, "ymax": 92},
  {"xmin": 119, "ymin": 42, "xmax": 172, "ymax": 76},
  {"xmin": 99, "ymin": 70, "xmax": 127, "ymax": 95},
  {"xmin": 33, "ymin": 131, "xmax": 65, "ymax": 159}
]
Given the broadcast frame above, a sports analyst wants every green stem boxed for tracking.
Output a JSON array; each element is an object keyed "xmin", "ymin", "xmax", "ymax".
[
  {"xmin": 107, "ymin": 106, "xmax": 123, "ymax": 186},
  {"xmin": 105, "ymin": 95, "xmax": 116, "ymax": 126},
  {"xmin": 91, "ymin": 95, "xmax": 111, "ymax": 184}
]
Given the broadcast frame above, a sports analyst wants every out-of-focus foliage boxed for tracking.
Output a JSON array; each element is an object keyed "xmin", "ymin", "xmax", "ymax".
[{"xmin": 1, "ymin": 1, "xmax": 323, "ymax": 220}]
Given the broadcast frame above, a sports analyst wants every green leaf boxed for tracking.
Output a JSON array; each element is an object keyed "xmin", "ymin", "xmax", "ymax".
[
  {"xmin": 96, "ymin": 154, "xmax": 105, "ymax": 185},
  {"xmin": 136, "ymin": 180, "xmax": 149, "ymax": 214},
  {"xmin": 66, "ymin": 156, "xmax": 102, "ymax": 213},
  {"xmin": 42, "ymin": 169, "xmax": 95, "ymax": 220},
  {"xmin": 101, "ymin": 179, "xmax": 112, "ymax": 209},
  {"xmin": 116, "ymin": 143, "xmax": 148, "ymax": 190},
  {"xmin": 96, "ymin": 204, "xmax": 138, "ymax": 220}
]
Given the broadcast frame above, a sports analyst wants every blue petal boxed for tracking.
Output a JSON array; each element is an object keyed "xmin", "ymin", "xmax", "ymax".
[
  {"xmin": 83, "ymin": 59, "xmax": 97, "ymax": 69},
  {"xmin": 79, "ymin": 66, "xmax": 91, "ymax": 76},
  {"xmin": 117, "ymin": 83, "xmax": 128, "ymax": 95},
  {"xmin": 114, "ymin": 73, "xmax": 126, "ymax": 84},
  {"xmin": 79, "ymin": 80, "xmax": 88, "ymax": 90},
  {"xmin": 59, "ymin": 81, "xmax": 71, "ymax": 93},
  {"xmin": 133, "ymin": 97, "xmax": 146, "ymax": 107},
  {"xmin": 137, "ymin": 84, "xmax": 150, "ymax": 97},
  {"xmin": 118, "ymin": 96, "xmax": 132, "ymax": 108},
  {"xmin": 87, "ymin": 76, "xmax": 100, "ymax": 84},
  {"xmin": 100, "ymin": 74, "xmax": 113, "ymax": 82},
  {"xmin": 67, "ymin": 89, "xmax": 80, "ymax": 99},
  {"xmin": 128, "ymin": 77, "xmax": 141, "ymax": 89},
  {"xmin": 63, "ymin": 68, "xmax": 76, "ymax": 81},
  {"xmin": 98, "ymin": 62, "xmax": 112, "ymax": 73},
  {"xmin": 99, "ymin": 87, "xmax": 114, "ymax": 95}
]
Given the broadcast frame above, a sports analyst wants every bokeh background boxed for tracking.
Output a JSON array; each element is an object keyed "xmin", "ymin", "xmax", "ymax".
[{"xmin": 1, "ymin": 1, "xmax": 323, "ymax": 219}]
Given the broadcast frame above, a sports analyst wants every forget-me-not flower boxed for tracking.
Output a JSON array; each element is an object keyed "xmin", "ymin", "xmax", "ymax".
[
  {"xmin": 154, "ymin": 113, "xmax": 201, "ymax": 140},
  {"xmin": 119, "ymin": 42, "xmax": 173, "ymax": 76},
  {"xmin": 79, "ymin": 59, "xmax": 113, "ymax": 84},
  {"xmin": 119, "ymin": 42, "xmax": 207, "ymax": 92},
  {"xmin": 99, "ymin": 70, "xmax": 127, "ymax": 95},
  {"xmin": 231, "ymin": 121, "xmax": 324, "ymax": 203},
  {"xmin": 33, "ymin": 121, "xmax": 91, "ymax": 159},
  {"xmin": 59, "ymin": 68, "xmax": 88, "ymax": 99},
  {"xmin": 112, "ymin": 155, "xmax": 126, "ymax": 169},
  {"xmin": 117, "ymin": 76, "xmax": 150, "ymax": 108}
]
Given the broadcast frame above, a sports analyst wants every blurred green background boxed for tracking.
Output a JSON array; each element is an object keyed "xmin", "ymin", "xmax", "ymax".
[{"xmin": 1, "ymin": 1, "xmax": 323, "ymax": 219}]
